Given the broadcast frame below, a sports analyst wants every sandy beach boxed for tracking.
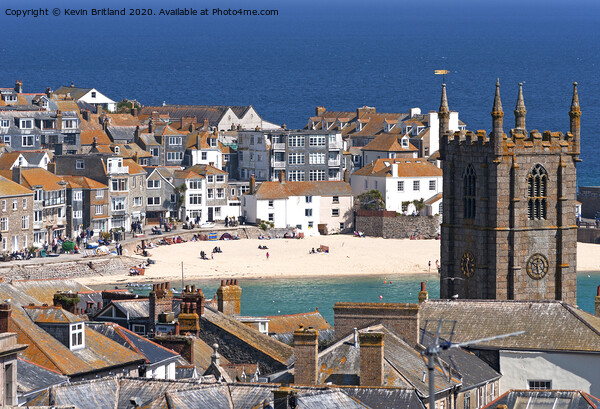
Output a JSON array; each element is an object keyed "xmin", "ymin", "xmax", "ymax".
[{"xmin": 76, "ymin": 236, "xmax": 600, "ymax": 286}]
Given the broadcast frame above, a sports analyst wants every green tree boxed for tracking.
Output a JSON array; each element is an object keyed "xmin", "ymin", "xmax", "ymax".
[
  {"xmin": 357, "ymin": 189, "xmax": 385, "ymax": 210},
  {"xmin": 174, "ymin": 183, "xmax": 187, "ymax": 219}
]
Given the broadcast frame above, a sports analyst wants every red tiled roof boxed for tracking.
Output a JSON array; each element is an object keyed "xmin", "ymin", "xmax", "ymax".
[
  {"xmin": 362, "ymin": 134, "xmax": 418, "ymax": 152},
  {"xmin": 20, "ymin": 168, "xmax": 65, "ymax": 191},
  {"xmin": 0, "ymin": 175, "xmax": 33, "ymax": 197},
  {"xmin": 353, "ymin": 158, "xmax": 442, "ymax": 178},
  {"xmin": 264, "ymin": 310, "xmax": 332, "ymax": 334},
  {"xmin": 253, "ymin": 181, "xmax": 352, "ymax": 200}
]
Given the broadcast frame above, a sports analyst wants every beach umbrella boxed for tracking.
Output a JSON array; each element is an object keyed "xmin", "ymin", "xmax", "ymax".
[{"xmin": 62, "ymin": 241, "xmax": 75, "ymax": 251}]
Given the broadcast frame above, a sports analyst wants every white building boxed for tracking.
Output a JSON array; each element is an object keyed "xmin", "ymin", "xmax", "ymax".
[
  {"xmin": 350, "ymin": 158, "xmax": 443, "ymax": 215},
  {"xmin": 242, "ymin": 176, "xmax": 353, "ymax": 235},
  {"xmin": 54, "ymin": 86, "xmax": 117, "ymax": 112},
  {"xmin": 173, "ymin": 169, "xmax": 207, "ymax": 223},
  {"xmin": 185, "ymin": 131, "xmax": 225, "ymax": 170}
]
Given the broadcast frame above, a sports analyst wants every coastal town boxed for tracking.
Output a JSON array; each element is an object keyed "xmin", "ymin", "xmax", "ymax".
[{"xmin": 0, "ymin": 79, "xmax": 599, "ymax": 409}]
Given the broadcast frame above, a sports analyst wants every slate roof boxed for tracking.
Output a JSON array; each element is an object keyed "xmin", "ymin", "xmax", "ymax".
[
  {"xmin": 483, "ymin": 390, "xmax": 600, "ymax": 409},
  {"xmin": 308, "ymin": 324, "xmax": 460, "ymax": 397},
  {"xmin": 252, "ymin": 180, "xmax": 353, "ymax": 200},
  {"xmin": 265, "ymin": 309, "xmax": 332, "ymax": 334},
  {"xmin": 87, "ymin": 322, "xmax": 180, "ymax": 366},
  {"xmin": 352, "ymin": 158, "xmax": 442, "ymax": 178},
  {"xmin": 203, "ymin": 307, "xmax": 294, "ymax": 366},
  {"xmin": 17, "ymin": 357, "xmax": 69, "ymax": 393},
  {"xmin": 420, "ymin": 330, "xmax": 500, "ymax": 390},
  {"xmin": 23, "ymin": 306, "xmax": 82, "ymax": 324},
  {"xmin": 107, "ymin": 126, "xmax": 137, "ymax": 141},
  {"xmin": 54, "ymin": 86, "xmax": 93, "ymax": 100},
  {"xmin": 140, "ymin": 105, "xmax": 253, "ymax": 126},
  {"xmin": 341, "ymin": 387, "xmax": 425, "ymax": 409},
  {"xmin": 113, "ymin": 143, "xmax": 152, "ymax": 159},
  {"xmin": 420, "ymin": 299, "xmax": 600, "ymax": 353},
  {"xmin": 19, "ymin": 167, "xmax": 65, "ymax": 191},
  {"xmin": 11, "ymin": 278, "xmax": 92, "ymax": 305},
  {"xmin": 97, "ymin": 299, "xmax": 150, "ymax": 319},
  {"xmin": 0, "ymin": 174, "xmax": 33, "ymax": 197}
]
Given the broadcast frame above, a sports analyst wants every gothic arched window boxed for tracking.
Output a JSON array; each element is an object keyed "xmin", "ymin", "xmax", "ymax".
[
  {"xmin": 527, "ymin": 164, "xmax": 548, "ymax": 220},
  {"xmin": 463, "ymin": 164, "xmax": 476, "ymax": 219}
]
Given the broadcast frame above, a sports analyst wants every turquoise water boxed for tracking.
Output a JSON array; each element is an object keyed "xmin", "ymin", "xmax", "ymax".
[{"xmin": 103, "ymin": 272, "xmax": 600, "ymax": 324}]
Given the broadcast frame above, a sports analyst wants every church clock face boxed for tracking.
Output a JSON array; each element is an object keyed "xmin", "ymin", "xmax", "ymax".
[
  {"xmin": 526, "ymin": 253, "xmax": 548, "ymax": 280},
  {"xmin": 460, "ymin": 251, "xmax": 475, "ymax": 278}
]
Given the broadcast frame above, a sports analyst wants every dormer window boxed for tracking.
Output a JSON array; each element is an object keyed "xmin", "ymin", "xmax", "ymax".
[
  {"xmin": 416, "ymin": 126, "xmax": 424, "ymax": 134},
  {"xmin": 405, "ymin": 125, "xmax": 412, "ymax": 134},
  {"xmin": 401, "ymin": 138, "xmax": 409, "ymax": 148},
  {"xmin": 91, "ymin": 91, "xmax": 97, "ymax": 98},
  {"xmin": 114, "ymin": 146, "xmax": 120, "ymax": 154},
  {"xmin": 63, "ymin": 119, "xmax": 76, "ymax": 129},
  {"xmin": 0, "ymin": 119, "xmax": 9, "ymax": 128},
  {"xmin": 4, "ymin": 95, "xmax": 17, "ymax": 103},
  {"xmin": 20, "ymin": 119, "xmax": 33, "ymax": 129},
  {"xmin": 70, "ymin": 322, "xmax": 85, "ymax": 350}
]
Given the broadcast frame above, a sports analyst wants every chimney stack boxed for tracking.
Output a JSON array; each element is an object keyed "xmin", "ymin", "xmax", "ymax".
[
  {"xmin": 418, "ymin": 282, "xmax": 428, "ymax": 303},
  {"xmin": 14, "ymin": 80, "xmax": 22, "ymax": 94},
  {"xmin": 343, "ymin": 169, "xmax": 350, "ymax": 183},
  {"xmin": 293, "ymin": 325, "xmax": 319, "ymax": 385},
  {"xmin": 249, "ymin": 174, "xmax": 256, "ymax": 195},
  {"xmin": 0, "ymin": 304, "xmax": 11, "ymax": 333},
  {"xmin": 279, "ymin": 170, "xmax": 286, "ymax": 184},
  {"xmin": 359, "ymin": 331, "xmax": 385, "ymax": 387},
  {"xmin": 131, "ymin": 107, "xmax": 138, "ymax": 117},
  {"xmin": 217, "ymin": 279, "xmax": 242, "ymax": 315},
  {"xmin": 82, "ymin": 109, "xmax": 91, "ymax": 121},
  {"xmin": 97, "ymin": 105, "xmax": 103, "ymax": 115},
  {"xmin": 11, "ymin": 167, "xmax": 22, "ymax": 184},
  {"xmin": 45, "ymin": 87, "xmax": 52, "ymax": 98},
  {"xmin": 56, "ymin": 110, "xmax": 63, "ymax": 132},
  {"xmin": 595, "ymin": 285, "xmax": 600, "ymax": 317},
  {"xmin": 315, "ymin": 106, "xmax": 326, "ymax": 117}
]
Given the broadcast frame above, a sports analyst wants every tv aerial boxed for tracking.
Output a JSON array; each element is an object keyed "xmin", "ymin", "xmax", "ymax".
[{"xmin": 421, "ymin": 319, "xmax": 525, "ymax": 409}]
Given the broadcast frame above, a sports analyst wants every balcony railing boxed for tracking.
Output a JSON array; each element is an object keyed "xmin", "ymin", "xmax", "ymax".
[
  {"xmin": 328, "ymin": 159, "xmax": 341, "ymax": 166},
  {"xmin": 328, "ymin": 141, "xmax": 343, "ymax": 149},
  {"xmin": 271, "ymin": 159, "xmax": 286, "ymax": 168},
  {"xmin": 107, "ymin": 166, "xmax": 129, "ymax": 175},
  {"xmin": 271, "ymin": 143, "xmax": 285, "ymax": 150}
]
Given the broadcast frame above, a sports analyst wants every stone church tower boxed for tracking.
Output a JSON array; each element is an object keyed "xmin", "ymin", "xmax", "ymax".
[{"xmin": 439, "ymin": 81, "xmax": 580, "ymax": 304}]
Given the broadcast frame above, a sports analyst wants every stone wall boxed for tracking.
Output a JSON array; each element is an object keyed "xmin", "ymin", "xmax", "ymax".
[
  {"xmin": 0, "ymin": 256, "xmax": 140, "ymax": 281},
  {"xmin": 355, "ymin": 210, "xmax": 441, "ymax": 239},
  {"xmin": 577, "ymin": 227, "xmax": 600, "ymax": 244}
]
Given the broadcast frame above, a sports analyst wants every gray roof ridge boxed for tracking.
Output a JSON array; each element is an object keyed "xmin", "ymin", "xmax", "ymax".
[{"xmin": 561, "ymin": 302, "xmax": 600, "ymax": 338}]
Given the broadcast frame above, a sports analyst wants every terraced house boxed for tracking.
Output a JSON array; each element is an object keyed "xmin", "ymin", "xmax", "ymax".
[
  {"xmin": 0, "ymin": 176, "xmax": 33, "ymax": 253},
  {"xmin": 0, "ymin": 110, "xmax": 80, "ymax": 154},
  {"xmin": 10, "ymin": 168, "xmax": 67, "ymax": 245},
  {"xmin": 52, "ymin": 154, "xmax": 147, "ymax": 230}
]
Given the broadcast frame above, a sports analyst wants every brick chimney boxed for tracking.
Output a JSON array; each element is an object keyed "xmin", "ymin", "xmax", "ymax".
[
  {"xmin": 56, "ymin": 110, "xmax": 63, "ymax": 132},
  {"xmin": 177, "ymin": 302, "xmax": 200, "ymax": 336},
  {"xmin": 343, "ymin": 169, "xmax": 350, "ymax": 183},
  {"xmin": 45, "ymin": 87, "xmax": 52, "ymax": 98},
  {"xmin": 216, "ymin": 279, "xmax": 242, "ymax": 316},
  {"xmin": 595, "ymin": 285, "xmax": 600, "ymax": 317},
  {"xmin": 249, "ymin": 175, "xmax": 256, "ymax": 195},
  {"xmin": 14, "ymin": 80, "xmax": 22, "ymax": 94},
  {"xmin": 279, "ymin": 170, "xmax": 286, "ymax": 184},
  {"xmin": 203, "ymin": 118, "xmax": 210, "ymax": 130},
  {"xmin": 316, "ymin": 106, "xmax": 326, "ymax": 117},
  {"xmin": 82, "ymin": 109, "xmax": 91, "ymax": 121},
  {"xmin": 418, "ymin": 282, "xmax": 428, "ymax": 303},
  {"xmin": 97, "ymin": 105, "xmax": 103, "ymax": 115},
  {"xmin": 149, "ymin": 282, "xmax": 174, "ymax": 333},
  {"xmin": 359, "ymin": 331, "xmax": 384, "ymax": 386},
  {"xmin": 333, "ymin": 302, "xmax": 420, "ymax": 346},
  {"xmin": 0, "ymin": 304, "xmax": 12, "ymax": 333},
  {"xmin": 356, "ymin": 106, "xmax": 376, "ymax": 118},
  {"xmin": 293, "ymin": 325, "xmax": 319, "ymax": 385},
  {"xmin": 148, "ymin": 118, "xmax": 155, "ymax": 134},
  {"xmin": 273, "ymin": 387, "xmax": 298, "ymax": 409},
  {"xmin": 131, "ymin": 107, "xmax": 138, "ymax": 117},
  {"xmin": 182, "ymin": 285, "xmax": 205, "ymax": 317}
]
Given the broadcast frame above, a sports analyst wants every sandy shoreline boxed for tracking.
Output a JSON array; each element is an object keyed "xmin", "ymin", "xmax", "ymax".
[{"xmin": 75, "ymin": 236, "xmax": 600, "ymax": 286}]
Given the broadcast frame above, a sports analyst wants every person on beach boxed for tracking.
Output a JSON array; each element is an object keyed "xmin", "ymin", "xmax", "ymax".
[{"xmin": 266, "ymin": 252, "xmax": 269, "ymax": 260}]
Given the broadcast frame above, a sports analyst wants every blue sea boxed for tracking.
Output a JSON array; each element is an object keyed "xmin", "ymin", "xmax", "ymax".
[
  {"xmin": 1, "ymin": 0, "xmax": 599, "ymax": 186},
  {"xmin": 100, "ymin": 272, "xmax": 600, "ymax": 324}
]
